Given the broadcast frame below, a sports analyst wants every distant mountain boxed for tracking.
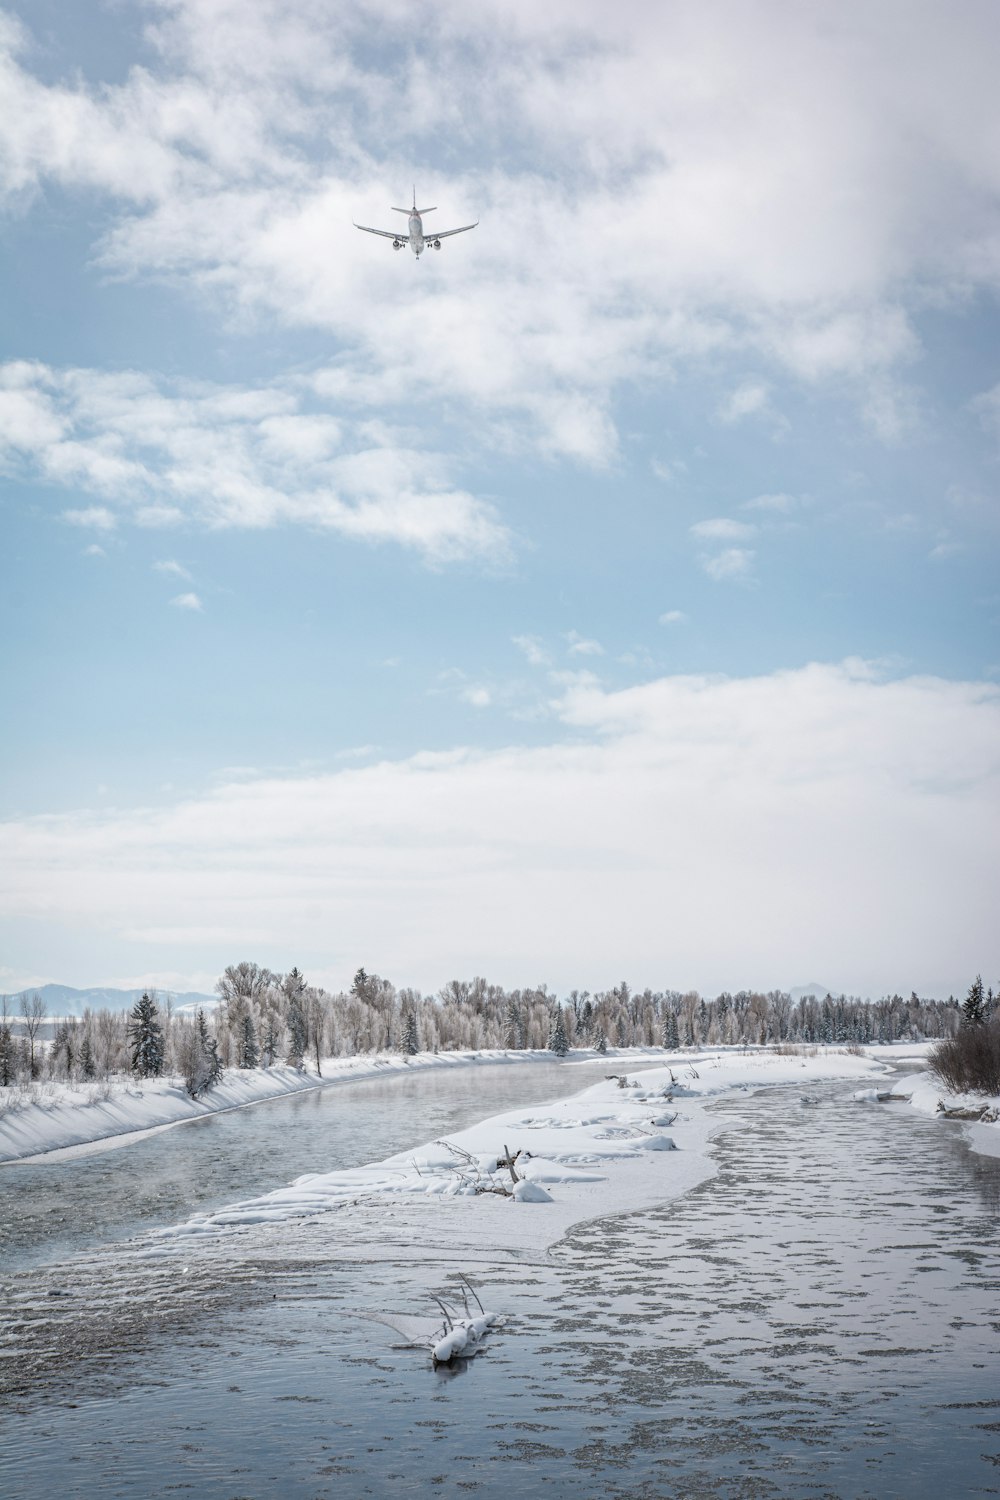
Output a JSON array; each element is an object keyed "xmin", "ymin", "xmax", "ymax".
[
  {"xmin": 789, "ymin": 982, "xmax": 835, "ymax": 1002},
  {"xmin": 3, "ymin": 983, "xmax": 219, "ymax": 1018}
]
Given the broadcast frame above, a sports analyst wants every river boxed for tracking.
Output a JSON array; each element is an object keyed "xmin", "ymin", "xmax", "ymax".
[{"xmin": 2, "ymin": 1062, "xmax": 999, "ymax": 1498}]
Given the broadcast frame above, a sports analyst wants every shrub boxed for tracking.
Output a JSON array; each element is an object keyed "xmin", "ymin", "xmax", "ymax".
[{"xmin": 927, "ymin": 1018, "xmax": 1000, "ymax": 1096}]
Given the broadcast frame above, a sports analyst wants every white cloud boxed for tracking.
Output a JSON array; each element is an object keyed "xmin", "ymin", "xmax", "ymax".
[
  {"xmin": 4, "ymin": 2, "xmax": 1000, "ymax": 461},
  {"xmin": 701, "ymin": 547, "xmax": 756, "ymax": 583},
  {"xmin": 972, "ymin": 382, "xmax": 1000, "ymax": 439},
  {"xmin": 154, "ymin": 559, "xmax": 194, "ymax": 580},
  {"xmin": 0, "ymin": 361, "xmax": 511, "ymax": 565},
  {"xmin": 62, "ymin": 505, "xmax": 117, "ymax": 530},
  {"xmin": 742, "ymin": 492, "xmax": 801, "ymax": 514},
  {"xmin": 690, "ymin": 518, "xmax": 756, "ymax": 542},
  {"xmin": 565, "ymin": 630, "xmax": 605, "ymax": 657},
  {"xmin": 658, "ymin": 610, "xmax": 687, "ymax": 625},
  {"xmin": 1, "ymin": 662, "xmax": 995, "ymax": 996},
  {"xmin": 650, "ymin": 458, "xmax": 683, "ymax": 484},
  {"xmin": 718, "ymin": 381, "xmax": 772, "ymax": 424},
  {"xmin": 82, "ymin": 543, "xmax": 106, "ymax": 557},
  {"xmin": 512, "ymin": 634, "xmax": 549, "ymax": 667},
  {"xmin": 170, "ymin": 592, "xmax": 203, "ymax": 611},
  {"xmin": 462, "ymin": 686, "xmax": 492, "ymax": 708}
]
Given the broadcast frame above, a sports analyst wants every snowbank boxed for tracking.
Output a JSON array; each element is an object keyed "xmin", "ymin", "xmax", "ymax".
[
  {"xmin": 0, "ymin": 1066, "xmax": 330, "ymax": 1163},
  {"xmin": 0, "ymin": 1047, "xmax": 615, "ymax": 1163}
]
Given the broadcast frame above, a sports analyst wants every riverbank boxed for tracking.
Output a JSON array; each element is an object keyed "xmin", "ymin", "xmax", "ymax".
[
  {"xmin": 7, "ymin": 1040, "xmax": 994, "ymax": 1175},
  {"xmin": 0, "ymin": 1048, "xmax": 608, "ymax": 1163}
]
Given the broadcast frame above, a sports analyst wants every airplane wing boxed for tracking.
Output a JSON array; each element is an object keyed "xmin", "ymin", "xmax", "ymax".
[
  {"xmin": 354, "ymin": 222, "xmax": 408, "ymax": 241},
  {"xmin": 429, "ymin": 221, "xmax": 479, "ymax": 240}
]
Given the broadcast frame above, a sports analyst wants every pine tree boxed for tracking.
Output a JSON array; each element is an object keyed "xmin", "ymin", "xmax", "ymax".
[
  {"xmin": 548, "ymin": 1005, "xmax": 569, "ymax": 1057},
  {"xmin": 128, "ymin": 993, "xmax": 165, "ymax": 1078},
  {"xmin": 261, "ymin": 1012, "xmax": 280, "ymax": 1067},
  {"xmin": 594, "ymin": 1030, "xmax": 608, "ymax": 1054},
  {"xmin": 502, "ymin": 999, "xmax": 525, "ymax": 1049},
  {"xmin": 238, "ymin": 1013, "xmax": 260, "ymax": 1068},
  {"xmin": 286, "ymin": 998, "xmax": 308, "ymax": 1066},
  {"xmin": 79, "ymin": 1032, "xmax": 96, "ymax": 1080},
  {"xmin": 0, "ymin": 1013, "xmax": 12, "ymax": 1087},
  {"xmin": 662, "ymin": 1009, "xmax": 680, "ymax": 1050},
  {"xmin": 198, "ymin": 1009, "xmax": 223, "ymax": 1085},
  {"xmin": 403, "ymin": 1012, "xmax": 420, "ymax": 1055},
  {"xmin": 962, "ymin": 975, "xmax": 986, "ymax": 1028},
  {"xmin": 180, "ymin": 1009, "xmax": 223, "ymax": 1097}
]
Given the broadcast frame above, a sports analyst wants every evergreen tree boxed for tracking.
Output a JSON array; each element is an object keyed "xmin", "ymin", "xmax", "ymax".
[
  {"xmin": 662, "ymin": 1009, "xmax": 680, "ymax": 1050},
  {"xmin": 286, "ymin": 998, "xmax": 308, "ymax": 1066},
  {"xmin": 548, "ymin": 1005, "xmax": 569, "ymax": 1057},
  {"xmin": 198, "ymin": 1009, "xmax": 224, "ymax": 1085},
  {"xmin": 238, "ymin": 1012, "xmax": 260, "ymax": 1068},
  {"xmin": 180, "ymin": 1008, "xmax": 223, "ymax": 1097},
  {"xmin": 403, "ymin": 1011, "xmax": 420, "ymax": 1055},
  {"xmin": 962, "ymin": 975, "xmax": 986, "ymax": 1027},
  {"xmin": 0, "ymin": 1010, "xmax": 12, "ymax": 1087},
  {"xmin": 594, "ymin": 1030, "xmax": 608, "ymax": 1054},
  {"xmin": 261, "ymin": 1013, "xmax": 280, "ymax": 1067},
  {"xmin": 502, "ymin": 999, "xmax": 525, "ymax": 1049},
  {"xmin": 80, "ymin": 1033, "xmax": 96, "ymax": 1080},
  {"xmin": 50, "ymin": 1019, "xmax": 76, "ymax": 1077},
  {"xmin": 127, "ymin": 993, "xmax": 165, "ymax": 1078}
]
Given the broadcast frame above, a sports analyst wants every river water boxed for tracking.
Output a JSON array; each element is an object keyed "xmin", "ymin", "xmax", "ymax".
[{"xmin": 3, "ymin": 1064, "xmax": 999, "ymax": 1499}]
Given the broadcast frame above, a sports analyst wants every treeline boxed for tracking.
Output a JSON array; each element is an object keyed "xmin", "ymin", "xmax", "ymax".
[{"xmin": 2, "ymin": 963, "xmax": 984, "ymax": 1095}]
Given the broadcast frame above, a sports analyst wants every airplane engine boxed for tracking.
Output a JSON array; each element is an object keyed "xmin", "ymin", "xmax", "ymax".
[
  {"xmin": 433, "ymin": 239, "xmax": 441, "ymax": 250},
  {"xmin": 393, "ymin": 239, "xmax": 403, "ymax": 250}
]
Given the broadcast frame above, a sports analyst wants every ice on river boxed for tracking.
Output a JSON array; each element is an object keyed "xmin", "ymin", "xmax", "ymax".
[{"xmin": 141, "ymin": 1048, "xmax": 902, "ymax": 1257}]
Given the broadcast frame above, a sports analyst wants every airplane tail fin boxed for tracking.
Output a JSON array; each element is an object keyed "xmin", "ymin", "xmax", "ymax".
[{"xmin": 392, "ymin": 187, "xmax": 436, "ymax": 215}]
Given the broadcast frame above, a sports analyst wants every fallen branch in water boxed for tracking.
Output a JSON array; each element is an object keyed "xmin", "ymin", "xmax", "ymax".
[{"xmin": 430, "ymin": 1275, "xmax": 498, "ymax": 1365}]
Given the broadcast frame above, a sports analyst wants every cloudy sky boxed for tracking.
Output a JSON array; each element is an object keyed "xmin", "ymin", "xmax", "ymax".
[{"xmin": 1, "ymin": 0, "xmax": 998, "ymax": 1000}]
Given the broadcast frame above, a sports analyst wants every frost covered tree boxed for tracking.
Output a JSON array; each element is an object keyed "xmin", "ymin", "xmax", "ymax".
[
  {"xmin": 178, "ymin": 1009, "xmax": 222, "ymax": 1097},
  {"xmin": 260, "ymin": 1011, "xmax": 281, "ymax": 1067},
  {"xmin": 237, "ymin": 1013, "xmax": 259, "ymax": 1069},
  {"xmin": 80, "ymin": 1032, "xmax": 96, "ymax": 1080},
  {"xmin": 662, "ymin": 1009, "xmax": 680, "ymax": 1050},
  {"xmin": 502, "ymin": 999, "xmax": 525, "ymax": 1050},
  {"xmin": 0, "ymin": 1000, "xmax": 13, "ymax": 1086},
  {"xmin": 128, "ymin": 993, "xmax": 165, "ymax": 1078},
  {"xmin": 20, "ymin": 993, "xmax": 46, "ymax": 1079},
  {"xmin": 548, "ymin": 1005, "xmax": 569, "ymax": 1057},
  {"xmin": 286, "ymin": 998, "xmax": 308, "ymax": 1067},
  {"xmin": 402, "ymin": 1011, "xmax": 420, "ymax": 1055}
]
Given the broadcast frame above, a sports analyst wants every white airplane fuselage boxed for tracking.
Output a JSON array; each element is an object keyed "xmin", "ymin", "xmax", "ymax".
[{"xmin": 406, "ymin": 212, "xmax": 431, "ymax": 256}]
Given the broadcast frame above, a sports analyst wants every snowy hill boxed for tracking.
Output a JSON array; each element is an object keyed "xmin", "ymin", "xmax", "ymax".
[{"xmin": 3, "ymin": 983, "xmax": 219, "ymax": 1018}]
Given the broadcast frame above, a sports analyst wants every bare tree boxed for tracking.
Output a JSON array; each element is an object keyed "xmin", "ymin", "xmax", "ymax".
[{"xmin": 20, "ymin": 993, "xmax": 46, "ymax": 1079}]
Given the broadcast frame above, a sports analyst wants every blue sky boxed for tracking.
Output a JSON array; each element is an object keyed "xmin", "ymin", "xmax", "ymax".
[{"xmin": 1, "ymin": 0, "xmax": 998, "ymax": 999}]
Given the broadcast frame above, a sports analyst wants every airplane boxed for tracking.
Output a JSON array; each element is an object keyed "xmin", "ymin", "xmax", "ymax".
[{"xmin": 354, "ymin": 188, "xmax": 478, "ymax": 258}]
